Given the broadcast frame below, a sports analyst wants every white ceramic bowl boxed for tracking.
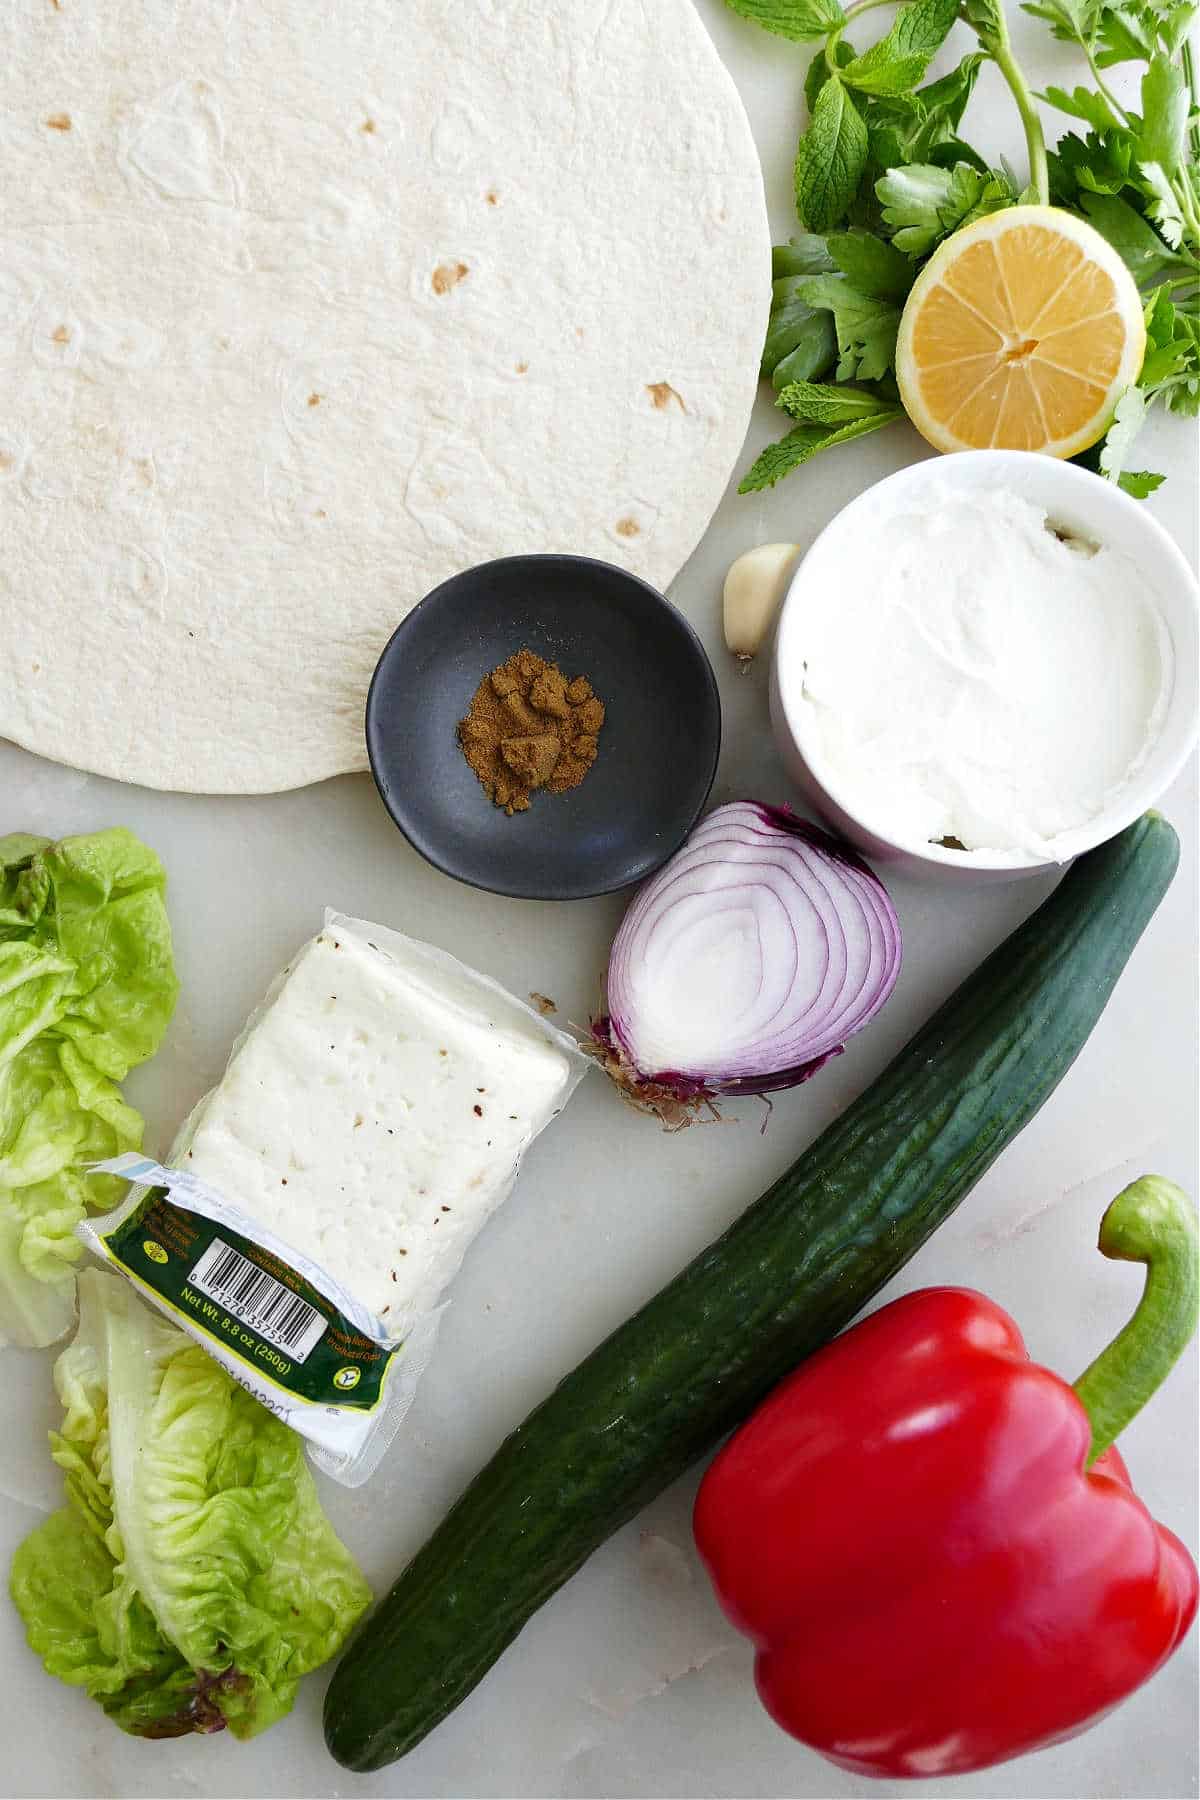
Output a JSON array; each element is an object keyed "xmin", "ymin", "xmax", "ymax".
[{"xmin": 770, "ymin": 450, "xmax": 1199, "ymax": 882}]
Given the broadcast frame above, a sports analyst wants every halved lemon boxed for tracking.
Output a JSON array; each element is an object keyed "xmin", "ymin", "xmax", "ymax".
[{"xmin": 895, "ymin": 205, "xmax": 1146, "ymax": 459}]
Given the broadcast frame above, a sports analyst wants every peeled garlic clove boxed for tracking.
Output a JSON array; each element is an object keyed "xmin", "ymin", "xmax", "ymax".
[{"xmin": 723, "ymin": 543, "xmax": 800, "ymax": 665}]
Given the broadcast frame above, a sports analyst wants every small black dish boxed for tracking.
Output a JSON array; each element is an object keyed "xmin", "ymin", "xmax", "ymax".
[{"xmin": 365, "ymin": 554, "xmax": 721, "ymax": 900}]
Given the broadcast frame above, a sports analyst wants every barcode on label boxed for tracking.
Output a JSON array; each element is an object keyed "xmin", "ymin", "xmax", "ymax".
[{"xmin": 189, "ymin": 1238, "xmax": 327, "ymax": 1362}]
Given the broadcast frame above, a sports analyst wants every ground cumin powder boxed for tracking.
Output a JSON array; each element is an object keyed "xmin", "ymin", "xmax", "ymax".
[{"xmin": 458, "ymin": 648, "xmax": 606, "ymax": 815}]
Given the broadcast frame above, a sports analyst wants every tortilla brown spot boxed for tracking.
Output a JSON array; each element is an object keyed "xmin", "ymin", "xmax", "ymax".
[
  {"xmin": 432, "ymin": 261, "xmax": 469, "ymax": 295},
  {"xmin": 646, "ymin": 381, "xmax": 685, "ymax": 412}
]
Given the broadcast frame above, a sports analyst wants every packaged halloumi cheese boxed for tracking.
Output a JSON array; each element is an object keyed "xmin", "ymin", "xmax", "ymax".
[{"xmin": 80, "ymin": 912, "xmax": 588, "ymax": 1484}]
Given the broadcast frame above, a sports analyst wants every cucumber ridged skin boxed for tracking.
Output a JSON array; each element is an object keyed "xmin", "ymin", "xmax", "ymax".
[{"xmin": 324, "ymin": 814, "xmax": 1179, "ymax": 1773}]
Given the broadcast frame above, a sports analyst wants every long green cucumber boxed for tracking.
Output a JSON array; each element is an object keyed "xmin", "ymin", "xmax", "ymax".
[{"xmin": 325, "ymin": 813, "xmax": 1180, "ymax": 1771}]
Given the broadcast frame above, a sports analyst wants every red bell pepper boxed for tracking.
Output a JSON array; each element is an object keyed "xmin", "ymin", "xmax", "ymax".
[{"xmin": 693, "ymin": 1174, "xmax": 1198, "ymax": 1780}]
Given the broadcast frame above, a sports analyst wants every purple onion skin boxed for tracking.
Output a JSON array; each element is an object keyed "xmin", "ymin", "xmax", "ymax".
[
  {"xmin": 749, "ymin": 802, "xmax": 881, "ymax": 876},
  {"xmin": 593, "ymin": 802, "xmax": 900, "ymax": 1112},
  {"xmin": 589, "ymin": 1016, "xmax": 844, "ymax": 1102}
]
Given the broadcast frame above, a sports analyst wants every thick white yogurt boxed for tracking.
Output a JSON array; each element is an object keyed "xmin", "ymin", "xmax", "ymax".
[{"xmin": 794, "ymin": 483, "xmax": 1173, "ymax": 856}]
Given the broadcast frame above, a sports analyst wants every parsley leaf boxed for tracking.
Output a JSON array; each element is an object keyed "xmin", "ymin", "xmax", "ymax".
[
  {"xmin": 1118, "ymin": 469, "xmax": 1167, "ymax": 496},
  {"xmin": 764, "ymin": 279, "xmax": 834, "ymax": 374},
  {"xmin": 1074, "ymin": 190, "xmax": 1192, "ymax": 287},
  {"xmin": 1020, "ymin": 0, "xmax": 1095, "ymax": 40},
  {"xmin": 724, "ymin": 0, "xmax": 846, "ymax": 40},
  {"xmin": 771, "ymin": 313, "xmax": 841, "ymax": 387},
  {"xmin": 827, "ymin": 228, "xmax": 916, "ymax": 298},
  {"xmin": 1138, "ymin": 159, "xmax": 1185, "ymax": 246},
  {"xmin": 763, "ymin": 249, "xmax": 842, "ymax": 382},
  {"xmin": 1051, "ymin": 127, "xmax": 1138, "ymax": 195},
  {"xmin": 876, "ymin": 161, "xmax": 1015, "ymax": 255},
  {"xmin": 739, "ymin": 0, "xmax": 1196, "ymax": 497},
  {"xmin": 1140, "ymin": 286, "xmax": 1200, "ymax": 412},
  {"xmin": 796, "ymin": 77, "xmax": 870, "ymax": 231},
  {"xmin": 1099, "ymin": 383, "xmax": 1148, "ymax": 481},
  {"xmin": 1039, "ymin": 85, "xmax": 1125, "ymax": 132},
  {"xmin": 1094, "ymin": 3, "xmax": 1159, "ymax": 65},
  {"xmin": 772, "ymin": 237, "xmax": 837, "ymax": 278},
  {"xmin": 1133, "ymin": 56, "xmax": 1188, "ymax": 177},
  {"xmin": 1158, "ymin": 2, "xmax": 1198, "ymax": 58},
  {"xmin": 795, "ymin": 274, "xmax": 902, "ymax": 378},
  {"xmin": 738, "ymin": 411, "xmax": 902, "ymax": 492}
]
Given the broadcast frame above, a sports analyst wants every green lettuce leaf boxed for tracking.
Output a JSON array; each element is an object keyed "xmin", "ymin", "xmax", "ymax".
[
  {"xmin": 0, "ymin": 830, "xmax": 178, "ymax": 1348},
  {"xmin": 10, "ymin": 1270, "xmax": 371, "ymax": 1738}
]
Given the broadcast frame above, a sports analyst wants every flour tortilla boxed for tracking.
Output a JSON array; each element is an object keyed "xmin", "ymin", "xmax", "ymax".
[{"xmin": 0, "ymin": 0, "xmax": 768, "ymax": 794}]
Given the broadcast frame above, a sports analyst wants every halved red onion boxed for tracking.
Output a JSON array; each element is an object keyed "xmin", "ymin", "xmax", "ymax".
[{"xmin": 592, "ymin": 802, "xmax": 902, "ymax": 1124}]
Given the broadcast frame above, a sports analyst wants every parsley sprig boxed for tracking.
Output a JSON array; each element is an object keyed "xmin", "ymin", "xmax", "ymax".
[{"xmin": 726, "ymin": 0, "xmax": 1200, "ymax": 492}]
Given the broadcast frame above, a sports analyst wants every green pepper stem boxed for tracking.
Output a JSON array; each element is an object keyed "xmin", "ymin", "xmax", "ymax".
[{"xmin": 1073, "ymin": 1176, "xmax": 1199, "ymax": 1468}]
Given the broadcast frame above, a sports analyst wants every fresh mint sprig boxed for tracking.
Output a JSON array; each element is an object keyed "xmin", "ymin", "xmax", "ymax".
[{"xmin": 739, "ymin": 382, "xmax": 903, "ymax": 489}]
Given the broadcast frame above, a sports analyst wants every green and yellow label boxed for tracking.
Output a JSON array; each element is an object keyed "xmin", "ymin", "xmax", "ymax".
[{"xmin": 103, "ymin": 1187, "xmax": 396, "ymax": 1411}]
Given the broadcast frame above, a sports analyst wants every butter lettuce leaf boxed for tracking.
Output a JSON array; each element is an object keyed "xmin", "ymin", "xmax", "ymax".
[
  {"xmin": 0, "ymin": 830, "xmax": 178, "ymax": 1347},
  {"xmin": 10, "ymin": 1271, "xmax": 371, "ymax": 1738}
]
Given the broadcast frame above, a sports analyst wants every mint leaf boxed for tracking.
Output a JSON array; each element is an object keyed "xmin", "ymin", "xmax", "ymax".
[
  {"xmin": 842, "ymin": 51, "xmax": 929, "ymax": 95},
  {"xmin": 777, "ymin": 380, "xmax": 901, "ymax": 422},
  {"xmin": 805, "ymin": 38, "xmax": 857, "ymax": 111},
  {"xmin": 724, "ymin": 0, "xmax": 846, "ymax": 39},
  {"xmin": 738, "ymin": 411, "xmax": 902, "ymax": 492},
  {"xmin": 914, "ymin": 53, "xmax": 985, "ymax": 130},
  {"xmin": 1118, "ymin": 468, "xmax": 1166, "ymax": 497},
  {"xmin": 842, "ymin": 0, "xmax": 959, "ymax": 96},
  {"xmin": 1135, "ymin": 56, "xmax": 1187, "ymax": 176},
  {"xmin": 891, "ymin": 0, "xmax": 962, "ymax": 59},
  {"xmin": 877, "ymin": 161, "xmax": 1014, "ymax": 255},
  {"xmin": 827, "ymin": 229, "xmax": 915, "ymax": 299},
  {"xmin": 796, "ymin": 78, "xmax": 869, "ymax": 232},
  {"xmin": 864, "ymin": 56, "xmax": 985, "ymax": 168},
  {"xmin": 1039, "ymin": 85, "xmax": 1125, "ymax": 132},
  {"xmin": 797, "ymin": 273, "xmax": 901, "ymax": 378}
]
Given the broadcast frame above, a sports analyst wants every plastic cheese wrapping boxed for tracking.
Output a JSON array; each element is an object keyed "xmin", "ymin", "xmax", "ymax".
[{"xmin": 79, "ymin": 912, "xmax": 588, "ymax": 1484}]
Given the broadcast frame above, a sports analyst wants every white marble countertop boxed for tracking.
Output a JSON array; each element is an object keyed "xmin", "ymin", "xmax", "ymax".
[{"xmin": 1, "ymin": 4, "xmax": 1196, "ymax": 1797}]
